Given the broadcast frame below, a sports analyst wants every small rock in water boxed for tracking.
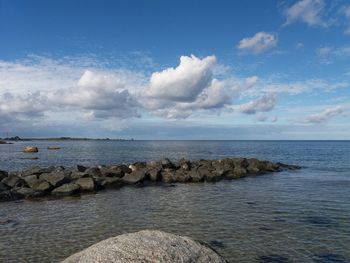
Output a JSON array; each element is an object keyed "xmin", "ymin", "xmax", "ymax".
[
  {"xmin": 23, "ymin": 146, "xmax": 39, "ymax": 153},
  {"xmin": 47, "ymin": 146, "xmax": 61, "ymax": 150}
]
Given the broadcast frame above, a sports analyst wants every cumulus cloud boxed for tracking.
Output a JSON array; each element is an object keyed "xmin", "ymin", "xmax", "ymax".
[
  {"xmin": 240, "ymin": 93, "xmax": 277, "ymax": 114},
  {"xmin": 145, "ymin": 55, "xmax": 216, "ymax": 101},
  {"xmin": 304, "ymin": 105, "xmax": 345, "ymax": 123},
  {"xmin": 283, "ymin": 0, "xmax": 329, "ymax": 27},
  {"xmin": 237, "ymin": 32, "xmax": 278, "ymax": 54},
  {"xmin": 0, "ymin": 57, "xmax": 144, "ymax": 125},
  {"xmin": 61, "ymin": 70, "xmax": 140, "ymax": 118},
  {"xmin": 142, "ymin": 55, "xmax": 249, "ymax": 119}
]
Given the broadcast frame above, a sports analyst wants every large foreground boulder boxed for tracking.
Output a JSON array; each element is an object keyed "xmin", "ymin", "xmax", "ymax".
[{"xmin": 62, "ymin": 230, "xmax": 227, "ymax": 263}]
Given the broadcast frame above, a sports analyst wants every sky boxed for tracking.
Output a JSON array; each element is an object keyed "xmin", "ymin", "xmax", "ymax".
[{"xmin": 0, "ymin": 0, "xmax": 350, "ymax": 139}]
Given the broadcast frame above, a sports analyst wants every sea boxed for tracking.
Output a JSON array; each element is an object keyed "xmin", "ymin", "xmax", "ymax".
[{"xmin": 0, "ymin": 140, "xmax": 349, "ymax": 263}]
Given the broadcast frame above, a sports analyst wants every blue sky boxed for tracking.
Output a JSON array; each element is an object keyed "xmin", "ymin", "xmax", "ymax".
[{"xmin": 0, "ymin": 0, "xmax": 349, "ymax": 139}]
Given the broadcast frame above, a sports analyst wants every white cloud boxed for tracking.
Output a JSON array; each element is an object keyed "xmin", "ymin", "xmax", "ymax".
[
  {"xmin": 316, "ymin": 45, "xmax": 350, "ymax": 64},
  {"xmin": 0, "ymin": 57, "xmax": 144, "ymax": 124},
  {"xmin": 240, "ymin": 93, "xmax": 277, "ymax": 114},
  {"xmin": 142, "ymin": 55, "xmax": 257, "ymax": 119},
  {"xmin": 237, "ymin": 32, "xmax": 278, "ymax": 54},
  {"xmin": 145, "ymin": 55, "xmax": 216, "ymax": 102},
  {"xmin": 61, "ymin": 70, "xmax": 141, "ymax": 118},
  {"xmin": 263, "ymin": 78, "xmax": 348, "ymax": 95},
  {"xmin": 283, "ymin": 0, "xmax": 329, "ymax": 27},
  {"xmin": 304, "ymin": 105, "xmax": 345, "ymax": 123}
]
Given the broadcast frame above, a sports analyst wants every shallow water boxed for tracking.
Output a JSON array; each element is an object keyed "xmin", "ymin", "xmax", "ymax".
[{"xmin": 0, "ymin": 141, "xmax": 349, "ymax": 263}]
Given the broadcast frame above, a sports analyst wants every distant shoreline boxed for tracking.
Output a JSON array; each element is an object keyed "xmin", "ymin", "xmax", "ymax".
[{"xmin": 0, "ymin": 137, "xmax": 134, "ymax": 142}]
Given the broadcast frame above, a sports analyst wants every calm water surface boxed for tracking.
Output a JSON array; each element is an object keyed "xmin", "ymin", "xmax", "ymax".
[{"xmin": 0, "ymin": 141, "xmax": 349, "ymax": 263}]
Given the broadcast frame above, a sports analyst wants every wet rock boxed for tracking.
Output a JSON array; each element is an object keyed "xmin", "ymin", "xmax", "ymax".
[
  {"xmin": 62, "ymin": 230, "xmax": 227, "ymax": 263},
  {"xmin": 47, "ymin": 146, "xmax": 60, "ymax": 150},
  {"xmin": 70, "ymin": 171, "xmax": 89, "ymax": 180},
  {"xmin": 188, "ymin": 168, "xmax": 204, "ymax": 182},
  {"xmin": 85, "ymin": 167, "xmax": 102, "ymax": 178},
  {"xmin": 40, "ymin": 172, "xmax": 68, "ymax": 188},
  {"xmin": 23, "ymin": 146, "xmax": 39, "ymax": 153},
  {"xmin": 52, "ymin": 183, "xmax": 80, "ymax": 196},
  {"xmin": 101, "ymin": 177, "xmax": 125, "ymax": 189},
  {"xmin": 76, "ymin": 165, "xmax": 87, "ymax": 172},
  {"xmin": 174, "ymin": 170, "xmax": 191, "ymax": 183},
  {"xmin": 161, "ymin": 158, "xmax": 176, "ymax": 169},
  {"xmin": 0, "ymin": 182, "xmax": 9, "ymax": 192},
  {"xmin": 12, "ymin": 187, "xmax": 42, "ymax": 198},
  {"xmin": 122, "ymin": 170, "xmax": 146, "ymax": 184},
  {"xmin": 99, "ymin": 165, "xmax": 125, "ymax": 178},
  {"xmin": 75, "ymin": 178, "xmax": 95, "ymax": 192},
  {"xmin": 22, "ymin": 174, "xmax": 40, "ymax": 188},
  {"xmin": 146, "ymin": 168, "xmax": 162, "ymax": 181},
  {"xmin": 161, "ymin": 170, "xmax": 176, "ymax": 183},
  {"xmin": 129, "ymin": 162, "xmax": 147, "ymax": 172},
  {"xmin": 0, "ymin": 170, "xmax": 8, "ymax": 181},
  {"xmin": 1, "ymin": 175, "xmax": 26, "ymax": 188},
  {"xmin": 178, "ymin": 158, "xmax": 191, "ymax": 171},
  {"xmin": 246, "ymin": 158, "xmax": 263, "ymax": 174},
  {"xmin": 0, "ymin": 190, "xmax": 22, "ymax": 201},
  {"xmin": 276, "ymin": 162, "xmax": 301, "ymax": 170},
  {"xmin": 21, "ymin": 166, "xmax": 56, "ymax": 177}
]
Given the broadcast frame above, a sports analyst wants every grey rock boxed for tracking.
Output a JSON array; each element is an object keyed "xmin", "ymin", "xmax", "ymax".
[
  {"xmin": 62, "ymin": 230, "xmax": 227, "ymax": 263},
  {"xmin": 52, "ymin": 183, "xmax": 80, "ymax": 196},
  {"xmin": 0, "ymin": 170, "xmax": 8, "ymax": 181},
  {"xmin": 31, "ymin": 181, "xmax": 52, "ymax": 192},
  {"xmin": 76, "ymin": 165, "xmax": 87, "ymax": 172},
  {"xmin": 0, "ymin": 182, "xmax": 9, "ymax": 192},
  {"xmin": 1, "ymin": 175, "xmax": 26, "ymax": 188},
  {"xmin": 40, "ymin": 172, "xmax": 68, "ymax": 188},
  {"xmin": 122, "ymin": 170, "xmax": 146, "ymax": 184},
  {"xmin": 161, "ymin": 170, "xmax": 176, "ymax": 183},
  {"xmin": 129, "ymin": 162, "xmax": 147, "ymax": 172},
  {"xmin": 146, "ymin": 168, "xmax": 161, "ymax": 181},
  {"xmin": 12, "ymin": 187, "xmax": 42, "ymax": 198},
  {"xmin": 99, "ymin": 166, "xmax": 124, "ymax": 178},
  {"xmin": 101, "ymin": 177, "xmax": 125, "ymax": 189},
  {"xmin": 85, "ymin": 167, "xmax": 102, "ymax": 178},
  {"xmin": 70, "ymin": 171, "xmax": 89, "ymax": 180},
  {"xmin": 23, "ymin": 174, "xmax": 40, "ymax": 188},
  {"xmin": 161, "ymin": 158, "xmax": 176, "ymax": 169},
  {"xmin": 21, "ymin": 166, "xmax": 55, "ymax": 177},
  {"xmin": 75, "ymin": 178, "xmax": 94, "ymax": 192},
  {"xmin": 188, "ymin": 168, "xmax": 204, "ymax": 182}
]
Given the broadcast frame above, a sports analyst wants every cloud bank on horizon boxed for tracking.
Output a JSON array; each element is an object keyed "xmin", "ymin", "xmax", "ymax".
[{"xmin": 0, "ymin": 0, "xmax": 349, "ymax": 139}]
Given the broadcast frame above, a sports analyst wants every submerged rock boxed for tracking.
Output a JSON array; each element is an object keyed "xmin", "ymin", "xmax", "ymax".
[
  {"xmin": 52, "ymin": 183, "xmax": 80, "ymax": 196},
  {"xmin": 62, "ymin": 230, "xmax": 227, "ymax": 263}
]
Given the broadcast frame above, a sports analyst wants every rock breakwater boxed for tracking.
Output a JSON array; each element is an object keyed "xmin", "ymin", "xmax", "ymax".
[{"xmin": 0, "ymin": 157, "xmax": 300, "ymax": 202}]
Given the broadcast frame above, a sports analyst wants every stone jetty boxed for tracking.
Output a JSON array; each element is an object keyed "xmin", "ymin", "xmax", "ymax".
[
  {"xmin": 0, "ymin": 157, "xmax": 300, "ymax": 202},
  {"xmin": 62, "ymin": 230, "xmax": 227, "ymax": 263}
]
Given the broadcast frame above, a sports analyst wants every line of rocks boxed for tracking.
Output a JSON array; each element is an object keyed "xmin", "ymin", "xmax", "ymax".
[{"xmin": 0, "ymin": 157, "xmax": 300, "ymax": 202}]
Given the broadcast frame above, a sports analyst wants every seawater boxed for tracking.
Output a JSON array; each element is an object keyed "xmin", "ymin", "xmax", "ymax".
[{"xmin": 0, "ymin": 141, "xmax": 349, "ymax": 263}]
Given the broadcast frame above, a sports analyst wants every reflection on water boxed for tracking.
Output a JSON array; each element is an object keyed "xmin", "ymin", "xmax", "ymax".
[{"xmin": 0, "ymin": 141, "xmax": 350, "ymax": 262}]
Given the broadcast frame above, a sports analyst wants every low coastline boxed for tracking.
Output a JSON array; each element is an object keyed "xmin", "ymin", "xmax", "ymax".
[{"xmin": 0, "ymin": 157, "xmax": 300, "ymax": 202}]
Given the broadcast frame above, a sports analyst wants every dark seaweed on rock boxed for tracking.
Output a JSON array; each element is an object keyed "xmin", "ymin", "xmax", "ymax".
[{"xmin": 0, "ymin": 157, "xmax": 300, "ymax": 202}]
